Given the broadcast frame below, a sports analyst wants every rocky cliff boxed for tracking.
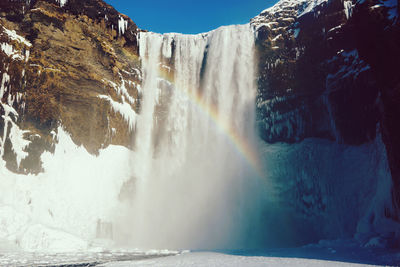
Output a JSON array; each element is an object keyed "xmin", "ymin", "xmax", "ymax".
[
  {"xmin": 251, "ymin": 0, "xmax": 400, "ymax": 223},
  {"xmin": 0, "ymin": 0, "xmax": 141, "ymax": 174}
]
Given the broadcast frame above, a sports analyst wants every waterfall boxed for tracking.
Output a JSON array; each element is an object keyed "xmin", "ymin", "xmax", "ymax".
[{"xmin": 116, "ymin": 24, "xmax": 264, "ymax": 250}]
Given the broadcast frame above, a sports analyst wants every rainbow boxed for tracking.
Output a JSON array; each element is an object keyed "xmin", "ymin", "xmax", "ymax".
[{"xmin": 158, "ymin": 66, "xmax": 262, "ymax": 176}]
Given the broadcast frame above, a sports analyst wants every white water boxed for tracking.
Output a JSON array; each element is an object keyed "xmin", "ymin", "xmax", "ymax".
[{"xmin": 114, "ymin": 24, "xmax": 264, "ymax": 250}]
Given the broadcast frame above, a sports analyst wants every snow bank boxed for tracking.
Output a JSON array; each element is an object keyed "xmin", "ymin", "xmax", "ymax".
[
  {"xmin": 19, "ymin": 224, "xmax": 88, "ymax": 252},
  {"xmin": 0, "ymin": 127, "xmax": 132, "ymax": 252}
]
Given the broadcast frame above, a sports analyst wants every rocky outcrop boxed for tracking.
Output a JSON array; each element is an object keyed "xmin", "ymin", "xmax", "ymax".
[
  {"xmin": 252, "ymin": 0, "xmax": 400, "ymax": 220},
  {"xmin": 0, "ymin": 0, "xmax": 141, "ymax": 173}
]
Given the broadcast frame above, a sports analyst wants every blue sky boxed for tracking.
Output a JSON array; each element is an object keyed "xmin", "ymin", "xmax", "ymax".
[{"xmin": 104, "ymin": 0, "xmax": 278, "ymax": 34}]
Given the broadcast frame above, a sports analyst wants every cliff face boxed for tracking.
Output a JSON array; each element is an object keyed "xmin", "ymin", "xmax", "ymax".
[
  {"xmin": 0, "ymin": 0, "xmax": 141, "ymax": 174},
  {"xmin": 252, "ymin": 0, "xmax": 400, "ymax": 220}
]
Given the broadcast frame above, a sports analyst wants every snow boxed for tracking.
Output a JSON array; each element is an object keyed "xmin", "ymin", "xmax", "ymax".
[
  {"xmin": 0, "ymin": 206, "xmax": 29, "ymax": 242},
  {"xmin": 0, "ymin": 43, "xmax": 14, "ymax": 57},
  {"xmin": 99, "ymin": 252, "xmax": 378, "ymax": 267},
  {"xmin": 56, "ymin": 0, "xmax": 68, "ymax": 7},
  {"xmin": 328, "ymin": 24, "xmax": 343, "ymax": 33},
  {"xmin": 100, "ymin": 75, "xmax": 139, "ymax": 131},
  {"xmin": 1, "ymin": 26, "xmax": 32, "ymax": 47},
  {"xmin": 344, "ymin": 0, "xmax": 353, "ymax": 19},
  {"xmin": 104, "ymin": 76, "xmax": 136, "ymax": 106},
  {"xmin": 0, "ymin": 72, "xmax": 10, "ymax": 99},
  {"xmin": 19, "ymin": 224, "xmax": 88, "ymax": 252},
  {"xmin": 326, "ymin": 49, "xmax": 371, "ymax": 86},
  {"xmin": 0, "ymin": 127, "xmax": 133, "ymax": 252},
  {"xmin": 252, "ymin": 0, "xmax": 332, "ymax": 29},
  {"xmin": 0, "ymin": 249, "xmax": 180, "ymax": 266},
  {"xmin": 251, "ymin": 0, "xmax": 330, "ymax": 32},
  {"xmin": 271, "ymin": 34, "xmax": 282, "ymax": 42},
  {"xmin": 0, "ymin": 41, "xmax": 30, "ymax": 61},
  {"xmin": 98, "ymin": 95, "xmax": 137, "ymax": 131},
  {"xmin": 259, "ymin": 0, "xmax": 307, "ymax": 16},
  {"xmin": 298, "ymin": 0, "xmax": 328, "ymax": 17},
  {"xmin": 8, "ymin": 120, "xmax": 31, "ymax": 168}
]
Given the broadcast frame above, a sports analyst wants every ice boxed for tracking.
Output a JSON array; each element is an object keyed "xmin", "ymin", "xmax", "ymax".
[
  {"xmin": 118, "ymin": 16, "xmax": 128, "ymax": 35},
  {"xmin": 256, "ymin": 134, "xmax": 394, "ymax": 247}
]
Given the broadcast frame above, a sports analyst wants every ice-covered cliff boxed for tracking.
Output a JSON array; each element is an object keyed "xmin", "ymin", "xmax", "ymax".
[{"xmin": 251, "ymin": 0, "xmax": 400, "ymax": 235}]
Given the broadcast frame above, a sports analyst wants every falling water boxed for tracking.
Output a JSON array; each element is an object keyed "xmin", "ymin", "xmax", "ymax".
[{"xmin": 116, "ymin": 24, "xmax": 263, "ymax": 250}]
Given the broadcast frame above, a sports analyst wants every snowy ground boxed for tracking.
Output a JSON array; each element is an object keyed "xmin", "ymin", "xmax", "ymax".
[
  {"xmin": 1, "ymin": 244, "xmax": 399, "ymax": 266},
  {"xmin": 99, "ymin": 252, "xmax": 377, "ymax": 267},
  {"xmin": 98, "ymin": 245, "xmax": 400, "ymax": 267},
  {"xmin": 0, "ymin": 249, "xmax": 179, "ymax": 266}
]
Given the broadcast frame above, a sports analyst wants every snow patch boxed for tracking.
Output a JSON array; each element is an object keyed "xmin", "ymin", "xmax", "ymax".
[
  {"xmin": 19, "ymin": 224, "xmax": 87, "ymax": 252},
  {"xmin": 1, "ymin": 26, "xmax": 32, "ymax": 47},
  {"xmin": 101, "ymin": 75, "xmax": 138, "ymax": 131},
  {"xmin": 1, "ymin": 43, "xmax": 14, "ymax": 57},
  {"xmin": 8, "ymin": 121, "xmax": 30, "ymax": 168},
  {"xmin": 56, "ymin": 0, "xmax": 68, "ymax": 7},
  {"xmin": 98, "ymin": 95, "xmax": 137, "ymax": 131},
  {"xmin": 298, "ymin": 0, "xmax": 328, "ymax": 17},
  {"xmin": 259, "ymin": 0, "xmax": 307, "ymax": 16},
  {"xmin": 0, "ymin": 72, "xmax": 10, "ymax": 99}
]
